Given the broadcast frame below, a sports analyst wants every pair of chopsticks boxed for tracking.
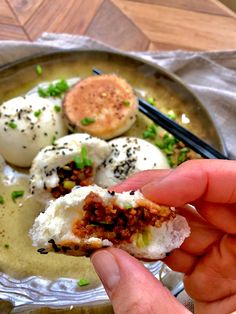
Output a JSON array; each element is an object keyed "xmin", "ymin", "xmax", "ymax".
[{"xmin": 93, "ymin": 68, "xmax": 228, "ymax": 160}]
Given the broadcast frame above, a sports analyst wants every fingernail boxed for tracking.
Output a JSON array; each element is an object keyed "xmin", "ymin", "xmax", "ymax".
[{"xmin": 91, "ymin": 250, "xmax": 120, "ymax": 293}]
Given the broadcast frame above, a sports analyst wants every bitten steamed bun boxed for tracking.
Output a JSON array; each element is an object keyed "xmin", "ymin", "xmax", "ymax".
[
  {"xmin": 30, "ymin": 133, "xmax": 112, "ymax": 201},
  {"xmin": 95, "ymin": 137, "xmax": 169, "ymax": 188},
  {"xmin": 29, "ymin": 185, "xmax": 190, "ymax": 260},
  {"xmin": 0, "ymin": 95, "xmax": 67, "ymax": 167}
]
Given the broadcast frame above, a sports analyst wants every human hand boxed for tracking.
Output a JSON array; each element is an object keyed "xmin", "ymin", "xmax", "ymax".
[{"xmin": 91, "ymin": 160, "xmax": 236, "ymax": 314}]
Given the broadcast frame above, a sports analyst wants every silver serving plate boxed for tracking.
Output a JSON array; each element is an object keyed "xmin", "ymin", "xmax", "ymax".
[{"xmin": 0, "ymin": 262, "xmax": 183, "ymax": 312}]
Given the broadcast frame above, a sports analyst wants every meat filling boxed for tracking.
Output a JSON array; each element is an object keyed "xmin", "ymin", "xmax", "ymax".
[
  {"xmin": 73, "ymin": 192, "xmax": 175, "ymax": 244},
  {"xmin": 50, "ymin": 161, "xmax": 94, "ymax": 198}
]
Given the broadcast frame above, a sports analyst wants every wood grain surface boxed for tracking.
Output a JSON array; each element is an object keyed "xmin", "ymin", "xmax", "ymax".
[{"xmin": 0, "ymin": 0, "xmax": 236, "ymax": 51}]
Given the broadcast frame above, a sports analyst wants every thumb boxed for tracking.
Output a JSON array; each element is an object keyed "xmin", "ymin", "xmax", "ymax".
[{"xmin": 91, "ymin": 248, "xmax": 189, "ymax": 314}]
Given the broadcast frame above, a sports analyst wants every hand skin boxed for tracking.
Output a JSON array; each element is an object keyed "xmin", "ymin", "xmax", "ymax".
[{"xmin": 91, "ymin": 160, "xmax": 236, "ymax": 314}]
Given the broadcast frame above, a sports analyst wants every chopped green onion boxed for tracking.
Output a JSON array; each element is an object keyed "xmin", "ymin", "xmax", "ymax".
[
  {"xmin": 54, "ymin": 105, "xmax": 61, "ymax": 113},
  {"xmin": 143, "ymin": 124, "xmax": 157, "ymax": 139},
  {"xmin": 123, "ymin": 100, "xmax": 130, "ymax": 106},
  {"xmin": 37, "ymin": 79, "xmax": 69, "ymax": 98},
  {"xmin": 38, "ymin": 87, "xmax": 49, "ymax": 98},
  {"xmin": 155, "ymin": 139, "xmax": 165, "ymax": 149},
  {"xmin": 74, "ymin": 146, "xmax": 92, "ymax": 170},
  {"xmin": 167, "ymin": 156, "xmax": 174, "ymax": 168},
  {"xmin": 80, "ymin": 117, "xmax": 95, "ymax": 126},
  {"xmin": 147, "ymin": 97, "xmax": 156, "ymax": 106},
  {"xmin": 0, "ymin": 195, "xmax": 4, "ymax": 205},
  {"xmin": 7, "ymin": 122, "xmax": 17, "ymax": 129},
  {"xmin": 63, "ymin": 181, "xmax": 76, "ymax": 190},
  {"xmin": 156, "ymin": 133, "xmax": 178, "ymax": 154},
  {"xmin": 124, "ymin": 203, "xmax": 132, "ymax": 210},
  {"xmin": 35, "ymin": 65, "xmax": 43, "ymax": 76},
  {"xmin": 135, "ymin": 229, "xmax": 152, "ymax": 248},
  {"xmin": 51, "ymin": 136, "xmax": 56, "ymax": 145},
  {"xmin": 81, "ymin": 146, "xmax": 92, "ymax": 167},
  {"xmin": 177, "ymin": 147, "xmax": 189, "ymax": 164},
  {"xmin": 4, "ymin": 244, "xmax": 9, "ymax": 249},
  {"xmin": 167, "ymin": 110, "xmax": 176, "ymax": 120},
  {"xmin": 34, "ymin": 109, "xmax": 42, "ymax": 117},
  {"xmin": 77, "ymin": 278, "xmax": 90, "ymax": 287},
  {"xmin": 11, "ymin": 190, "xmax": 24, "ymax": 202},
  {"xmin": 73, "ymin": 156, "xmax": 83, "ymax": 169}
]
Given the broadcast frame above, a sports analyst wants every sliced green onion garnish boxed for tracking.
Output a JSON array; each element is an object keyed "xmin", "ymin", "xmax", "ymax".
[
  {"xmin": 7, "ymin": 122, "xmax": 17, "ymax": 129},
  {"xmin": 143, "ymin": 124, "xmax": 157, "ymax": 139},
  {"xmin": 73, "ymin": 156, "xmax": 83, "ymax": 169},
  {"xmin": 147, "ymin": 97, "xmax": 156, "ymax": 106},
  {"xmin": 167, "ymin": 110, "xmax": 176, "ymax": 120},
  {"xmin": 124, "ymin": 203, "xmax": 132, "ymax": 210},
  {"xmin": 80, "ymin": 117, "xmax": 95, "ymax": 126},
  {"xmin": 34, "ymin": 109, "xmax": 42, "ymax": 117},
  {"xmin": 51, "ymin": 136, "xmax": 56, "ymax": 145},
  {"xmin": 63, "ymin": 181, "xmax": 76, "ymax": 190},
  {"xmin": 37, "ymin": 80, "xmax": 69, "ymax": 98},
  {"xmin": 35, "ymin": 65, "xmax": 43, "ymax": 76},
  {"xmin": 38, "ymin": 87, "xmax": 49, "ymax": 98},
  {"xmin": 11, "ymin": 190, "xmax": 24, "ymax": 202},
  {"xmin": 77, "ymin": 278, "xmax": 90, "ymax": 287},
  {"xmin": 0, "ymin": 195, "xmax": 4, "ymax": 204},
  {"xmin": 177, "ymin": 147, "xmax": 189, "ymax": 164},
  {"xmin": 74, "ymin": 146, "xmax": 92, "ymax": 170},
  {"xmin": 135, "ymin": 229, "xmax": 152, "ymax": 248},
  {"xmin": 123, "ymin": 100, "xmax": 130, "ymax": 106},
  {"xmin": 54, "ymin": 105, "xmax": 61, "ymax": 113}
]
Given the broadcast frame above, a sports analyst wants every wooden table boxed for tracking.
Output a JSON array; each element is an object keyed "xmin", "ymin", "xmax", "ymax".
[{"xmin": 0, "ymin": 0, "xmax": 236, "ymax": 51}]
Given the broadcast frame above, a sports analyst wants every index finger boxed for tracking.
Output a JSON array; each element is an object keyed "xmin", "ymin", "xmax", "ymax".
[{"xmin": 141, "ymin": 160, "xmax": 236, "ymax": 206}]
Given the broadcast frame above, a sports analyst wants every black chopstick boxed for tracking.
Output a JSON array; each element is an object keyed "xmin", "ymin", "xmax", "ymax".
[{"xmin": 92, "ymin": 68, "xmax": 229, "ymax": 160}]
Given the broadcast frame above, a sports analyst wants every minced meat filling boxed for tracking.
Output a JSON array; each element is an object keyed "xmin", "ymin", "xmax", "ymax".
[
  {"xmin": 73, "ymin": 192, "xmax": 175, "ymax": 244},
  {"xmin": 50, "ymin": 161, "xmax": 93, "ymax": 198}
]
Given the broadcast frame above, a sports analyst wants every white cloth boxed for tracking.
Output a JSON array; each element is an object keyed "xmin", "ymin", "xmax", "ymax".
[{"xmin": 0, "ymin": 33, "xmax": 235, "ymax": 158}]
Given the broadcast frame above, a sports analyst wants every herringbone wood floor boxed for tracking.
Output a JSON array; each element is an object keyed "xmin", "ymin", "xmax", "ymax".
[{"xmin": 0, "ymin": 0, "xmax": 236, "ymax": 51}]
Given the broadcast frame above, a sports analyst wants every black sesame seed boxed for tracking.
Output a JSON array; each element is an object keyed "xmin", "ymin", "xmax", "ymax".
[
  {"xmin": 48, "ymin": 239, "xmax": 61, "ymax": 252},
  {"xmin": 37, "ymin": 248, "xmax": 48, "ymax": 254},
  {"xmin": 129, "ymin": 190, "xmax": 135, "ymax": 195},
  {"xmin": 62, "ymin": 246, "xmax": 71, "ymax": 253}
]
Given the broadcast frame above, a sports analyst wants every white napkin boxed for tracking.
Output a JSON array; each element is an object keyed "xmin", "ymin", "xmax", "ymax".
[{"xmin": 0, "ymin": 33, "xmax": 235, "ymax": 159}]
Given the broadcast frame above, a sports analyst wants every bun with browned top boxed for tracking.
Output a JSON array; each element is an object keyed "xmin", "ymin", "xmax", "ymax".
[{"xmin": 63, "ymin": 74, "xmax": 138, "ymax": 139}]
